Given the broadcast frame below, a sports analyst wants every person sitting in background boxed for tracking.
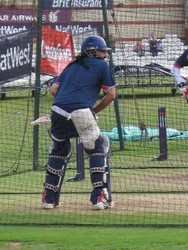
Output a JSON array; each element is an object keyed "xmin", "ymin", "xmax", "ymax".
[
  {"xmin": 133, "ymin": 41, "xmax": 145, "ymax": 57},
  {"xmin": 157, "ymin": 40, "xmax": 164, "ymax": 53},
  {"xmin": 148, "ymin": 32, "xmax": 158, "ymax": 57}
]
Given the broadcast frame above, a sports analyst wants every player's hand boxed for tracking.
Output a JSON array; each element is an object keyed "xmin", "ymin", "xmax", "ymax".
[
  {"xmin": 182, "ymin": 87, "xmax": 188, "ymax": 102},
  {"xmin": 177, "ymin": 82, "xmax": 187, "ymax": 93},
  {"xmin": 177, "ymin": 82, "xmax": 188, "ymax": 102}
]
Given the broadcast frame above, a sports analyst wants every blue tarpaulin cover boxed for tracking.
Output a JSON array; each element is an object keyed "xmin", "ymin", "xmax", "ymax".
[{"xmin": 101, "ymin": 125, "xmax": 188, "ymax": 142}]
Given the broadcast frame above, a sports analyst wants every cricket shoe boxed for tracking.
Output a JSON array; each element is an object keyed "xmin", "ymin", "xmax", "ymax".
[
  {"xmin": 92, "ymin": 191, "xmax": 114, "ymax": 210},
  {"xmin": 42, "ymin": 202, "xmax": 55, "ymax": 209},
  {"xmin": 108, "ymin": 201, "xmax": 115, "ymax": 208},
  {"xmin": 41, "ymin": 190, "xmax": 61, "ymax": 209},
  {"xmin": 42, "ymin": 201, "xmax": 61, "ymax": 209}
]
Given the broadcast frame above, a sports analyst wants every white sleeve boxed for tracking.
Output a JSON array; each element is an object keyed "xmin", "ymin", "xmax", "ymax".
[{"xmin": 171, "ymin": 65, "xmax": 185, "ymax": 85}]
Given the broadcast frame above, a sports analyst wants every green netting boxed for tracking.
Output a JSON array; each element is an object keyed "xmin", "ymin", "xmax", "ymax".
[{"xmin": 1, "ymin": 0, "xmax": 188, "ymax": 227}]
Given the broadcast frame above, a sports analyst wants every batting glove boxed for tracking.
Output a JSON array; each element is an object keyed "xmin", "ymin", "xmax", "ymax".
[
  {"xmin": 182, "ymin": 88, "xmax": 188, "ymax": 103},
  {"xmin": 176, "ymin": 82, "xmax": 188, "ymax": 102},
  {"xmin": 177, "ymin": 82, "xmax": 187, "ymax": 93}
]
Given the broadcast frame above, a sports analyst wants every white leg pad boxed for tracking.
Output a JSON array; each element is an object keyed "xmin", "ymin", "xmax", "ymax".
[{"xmin": 71, "ymin": 108, "xmax": 100, "ymax": 150}]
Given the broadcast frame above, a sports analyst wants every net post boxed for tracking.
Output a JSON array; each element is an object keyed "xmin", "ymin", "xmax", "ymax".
[
  {"xmin": 101, "ymin": 0, "xmax": 124, "ymax": 150},
  {"xmin": 32, "ymin": 0, "xmax": 43, "ymax": 170}
]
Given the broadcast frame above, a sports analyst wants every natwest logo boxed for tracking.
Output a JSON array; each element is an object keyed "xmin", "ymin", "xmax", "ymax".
[
  {"xmin": 55, "ymin": 24, "xmax": 92, "ymax": 34},
  {"xmin": 0, "ymin": 25, "xmax": 28, "ymax": 36}
]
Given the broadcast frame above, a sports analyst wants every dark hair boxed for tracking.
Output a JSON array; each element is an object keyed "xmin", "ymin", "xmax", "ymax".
[{"xmin": 64, "ymin": 54, "xmax": 89, "ymax": 71}]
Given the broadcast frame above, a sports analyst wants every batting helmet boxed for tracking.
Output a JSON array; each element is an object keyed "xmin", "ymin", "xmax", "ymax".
[{"xmin": 81, "ymin": 35, "xmax": 111, "ymax": 55}]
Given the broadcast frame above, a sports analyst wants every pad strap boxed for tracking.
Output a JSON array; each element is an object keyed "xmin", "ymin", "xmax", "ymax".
[
  {"xmin": 49, "ymin": 154, "xmax": 69, "ymax": 163},
  {"xmin": 92, "ymin": 181, "xmax": 104, "ymax": 188},
  {"xmin": 90, "ymin": 152, "xmax": 108, "ymax": 157},
  {"xmin": 45, "ymin": 183, "xmax": 59, "ymax": 192},
  {"xmin": 47, "ymin": 165, "xmax": 65, "ymax": 176},
  {"xmin": 90, "ymin": 167, "xmax": 105, "ymax": 174}
]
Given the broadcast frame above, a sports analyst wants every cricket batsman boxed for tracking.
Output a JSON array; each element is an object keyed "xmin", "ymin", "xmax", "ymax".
[{"xmin": 41, "ymin": 35, "xmax": 116, "ymax": 210}]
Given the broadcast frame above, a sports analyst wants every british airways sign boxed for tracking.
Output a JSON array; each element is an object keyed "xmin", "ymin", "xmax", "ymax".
[{"xmin": 0, "ymin": 10, "xmax": 103, "ymax": 37}]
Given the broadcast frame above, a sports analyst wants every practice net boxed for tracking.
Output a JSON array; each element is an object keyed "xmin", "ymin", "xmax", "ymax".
[{"xmin": 0, "ymin": 0, "xmax": 188, "ymax": 226}]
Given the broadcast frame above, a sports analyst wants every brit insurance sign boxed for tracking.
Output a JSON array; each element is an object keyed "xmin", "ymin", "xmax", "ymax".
[{"xmin": 42, "ymin": 0, "xmax": 112, "ymax": 9}]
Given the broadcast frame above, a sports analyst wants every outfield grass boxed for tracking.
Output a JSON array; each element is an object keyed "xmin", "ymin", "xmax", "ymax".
[{"xmin": 0, "ymin": 226, "xmax": 188, "ymax": 250}]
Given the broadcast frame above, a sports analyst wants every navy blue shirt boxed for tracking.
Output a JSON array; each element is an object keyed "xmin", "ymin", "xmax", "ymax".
[
  {"xmin": 175, "ymin": 49, "xmax": 188, "ymax": 68},
  {"xmin": 53, "ymin": 57, "xmax": 116, "ymax": 112}
]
